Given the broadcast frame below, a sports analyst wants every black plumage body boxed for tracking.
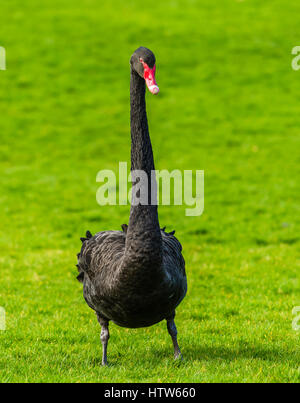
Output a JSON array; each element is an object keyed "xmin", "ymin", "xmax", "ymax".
[
  {"xmin": 78, "ymin": 228, "xmax": 186, "ymax": 328},
  {"xmin": 76, "ymin": 47, "xmax": 187, "ymax": 364}
]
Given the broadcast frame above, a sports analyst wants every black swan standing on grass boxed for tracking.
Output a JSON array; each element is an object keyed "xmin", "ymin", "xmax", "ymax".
[{"xmin": 76, "ymin": 47, "xmax": 187, "ymax": 365}]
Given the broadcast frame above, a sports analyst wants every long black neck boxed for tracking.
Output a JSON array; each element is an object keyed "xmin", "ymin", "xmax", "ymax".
[
  {"xmin": 130, "ymin": 69, "xmax": 155, "ymax": 176},
  {"xmin": 124, "ymin": 68, "xmax": 162, "ymax": 267}
]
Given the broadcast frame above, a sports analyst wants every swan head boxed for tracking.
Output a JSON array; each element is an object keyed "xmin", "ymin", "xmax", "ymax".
[{"xmin": 130, "ymin": 47, "xmax": 159, "ymax": 95}]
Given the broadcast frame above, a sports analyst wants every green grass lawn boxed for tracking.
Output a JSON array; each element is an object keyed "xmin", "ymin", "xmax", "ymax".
[{"xmin": 0, "ymin": 0, "xmax": 299, "ymax": 383}]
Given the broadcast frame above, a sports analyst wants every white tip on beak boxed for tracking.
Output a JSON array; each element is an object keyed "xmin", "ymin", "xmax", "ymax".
[{"xmin": 148, "ymin": 84, "xmax": 160, "ymax": 95}]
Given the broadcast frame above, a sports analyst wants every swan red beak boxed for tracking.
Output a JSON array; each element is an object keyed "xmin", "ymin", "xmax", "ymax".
[{"xmin": 140, "ymin": 59, "xmax": 159, "ymax": 95}]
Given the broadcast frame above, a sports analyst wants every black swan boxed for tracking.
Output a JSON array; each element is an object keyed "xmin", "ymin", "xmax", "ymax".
[{"xmin": 76, "ymin": 47, "xmax": 187, "ymax": 365}]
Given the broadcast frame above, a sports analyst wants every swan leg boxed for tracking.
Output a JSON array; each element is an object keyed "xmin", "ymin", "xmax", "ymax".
[
  {"xmin": 166, "ymin": 312, "xmax": 182, "ymax": 360},
  {"xmin": 96, "ymin": 313, "xmax": 110, "ymax": 366}
]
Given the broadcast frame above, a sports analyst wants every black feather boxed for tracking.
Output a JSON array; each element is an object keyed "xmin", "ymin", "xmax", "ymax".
[{"xmin": 77, "ymin": 272, "xmax": 84, "ymax": 283}]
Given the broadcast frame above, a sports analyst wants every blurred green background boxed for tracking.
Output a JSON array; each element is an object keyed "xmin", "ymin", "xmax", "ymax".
[{"xmin": 0, "ymin": 0, "xmax": 299, "ymax": 382}]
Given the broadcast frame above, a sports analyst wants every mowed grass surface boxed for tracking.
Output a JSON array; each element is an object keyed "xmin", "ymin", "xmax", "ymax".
[{"xmin": 0, "ymin": 0, "xmax": 299, "ymax": 383}]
